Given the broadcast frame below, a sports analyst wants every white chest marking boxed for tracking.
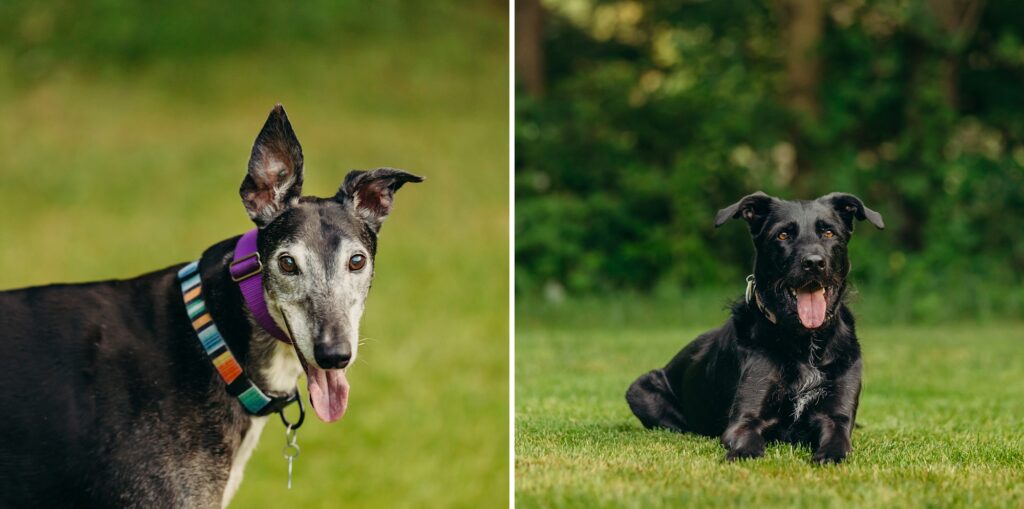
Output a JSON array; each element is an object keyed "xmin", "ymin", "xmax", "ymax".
[
  {"xmin": 260, "ymin": 339, "xmax": 304, "ymax": 393},
  {"xmin": 222, "ymin": 341, "xmax": 301, "ymax": 507},
  {"xmin": 222, "ymin": 416, "xmax": 268, "ymax": 508},
  {"xmin": 791, "ymin": 363, "xmax": 825, "ymax": 420}
]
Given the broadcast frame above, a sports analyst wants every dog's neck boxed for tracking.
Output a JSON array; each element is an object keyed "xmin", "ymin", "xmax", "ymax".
[
  {"xmin": 741, "ymin": 276, "xmax": 854, "ymax": 364},
  {"xmin": 197, "ymin": 236, "xmax": 303, "ymax": 396},
  {"xmin": 745, "ymin": 275, "xmax": 777, "ymax": 324}
]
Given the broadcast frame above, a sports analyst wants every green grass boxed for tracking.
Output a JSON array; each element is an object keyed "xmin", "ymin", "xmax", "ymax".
[
  {"xmin": 0, "ymin": 9, "xmax": 508, "ymax": 508},
  {"xmin": 516, "ymin": 300, "xmax": 1024, "ymax": 508}
]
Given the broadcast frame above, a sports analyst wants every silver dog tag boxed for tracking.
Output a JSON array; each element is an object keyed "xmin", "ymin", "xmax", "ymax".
[{"xmin": 282, "ymin": 425, "xmax": 300, "ymax": 489}]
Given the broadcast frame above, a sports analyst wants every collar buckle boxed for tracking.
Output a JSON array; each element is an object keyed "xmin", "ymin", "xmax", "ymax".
[{"xmin": 229, "ymin": 252, "xmax": 262, "ymax": 282}]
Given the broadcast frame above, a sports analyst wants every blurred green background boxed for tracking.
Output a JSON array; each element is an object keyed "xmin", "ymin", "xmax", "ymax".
[
  {"xmin": 515, "ymin": 0, "xmax": 1024, "ymax": 322},
  {"xmin": 0, "ymin": 1, "xmax": 508, "ymax": 507}
]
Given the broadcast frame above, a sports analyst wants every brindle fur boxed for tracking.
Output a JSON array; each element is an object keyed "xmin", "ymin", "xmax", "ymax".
[{"xmin": 0, "ymin": 105, "xmax": 421, "ymax": 507}]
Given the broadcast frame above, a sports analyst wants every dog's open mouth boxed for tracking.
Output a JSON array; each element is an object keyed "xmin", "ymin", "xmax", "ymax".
[
  {"xmin": 296, "ymin": 351, "xmax": 349, "ymax": 423},
  {"xmin": 787, "ymin": 283, "xmax": 831, "ymax": 329}
]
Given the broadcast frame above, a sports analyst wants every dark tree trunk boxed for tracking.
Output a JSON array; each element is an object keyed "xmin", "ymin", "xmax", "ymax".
[
  {"xmin": 516, "ymin": 0, "xmax": 545, "ymax": 97},
  {"xmin": 776, "ymin": 0, "xmax": 824, "ymax": 187},
  {"xmin": 778, "ymin": 0, "xmax": 824, "ymax": 119},
  {"xmin": 926, "ymin": 0, "xmax": 986, "ymax": 109}
]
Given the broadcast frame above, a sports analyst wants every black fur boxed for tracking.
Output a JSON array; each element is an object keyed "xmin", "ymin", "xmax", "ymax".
[
  {"xmin": 626, "ymin": 191, "xmax": 883, "ymax": 464},
  {"xmin": 0, "ymin": 241, "xmax": 258, "ymax": 507}
]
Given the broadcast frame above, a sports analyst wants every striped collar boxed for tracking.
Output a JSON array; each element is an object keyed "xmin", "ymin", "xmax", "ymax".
[{"xmin": 178, "ymin": 260, "xmax": 298, "ymax": 416}]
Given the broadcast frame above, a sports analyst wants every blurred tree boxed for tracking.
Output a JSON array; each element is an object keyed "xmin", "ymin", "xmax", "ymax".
[
  {"xmin": 779, "ymin": 0, "xmax": 824, "ymax": 119},
  {"xmin": 926, "ymin": 0, "xmax": 986, "ymax": 107},
  {"xmin": 516, "ymin": 0, "xmax": 1024, "ymax": 321},
  {"xmin": 517, "ymin": 0, "xmax": 546, "ymax": 96},
  {"xmin": 778, "ymin": 0, "xmax": 823, "ymax": 186}
]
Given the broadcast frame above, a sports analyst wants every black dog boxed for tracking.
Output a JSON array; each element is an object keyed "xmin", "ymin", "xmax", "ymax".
[
  {"xmin": 0, "ymin": 105, "xmax": 422, "ymax": 507},
  {"xmin": 626, "ymin": 192, "xmax": 883, "ymax": 463}
]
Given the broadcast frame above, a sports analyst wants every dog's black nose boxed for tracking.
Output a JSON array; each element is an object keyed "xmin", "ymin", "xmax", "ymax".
[
  {"xmin": 314, "ymin": 341, "xmax": 352, "ymax": 369},
  {"xmin": 801, "ymin": 254, "xmax": 826, "ymax": 273}
]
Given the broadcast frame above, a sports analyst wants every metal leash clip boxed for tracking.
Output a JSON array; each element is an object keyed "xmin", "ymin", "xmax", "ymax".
[{"xmin": 278, "ymin": 391, "xmax": 305, "ymax": 489}]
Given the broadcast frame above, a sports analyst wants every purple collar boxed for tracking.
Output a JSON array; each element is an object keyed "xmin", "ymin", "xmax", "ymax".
[{"xmin": 228, "ymin": 228, "xmax": 292, "ymax": 344}]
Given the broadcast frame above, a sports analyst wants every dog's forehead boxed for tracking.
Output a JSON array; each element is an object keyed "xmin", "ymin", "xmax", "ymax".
[
  {"xmin": 267, "ymin": 198, "xmax": 369, "ymax": 251},
  {"xmin": 771, "ymin": 199, "xmax": 839, "ymax": 227}
]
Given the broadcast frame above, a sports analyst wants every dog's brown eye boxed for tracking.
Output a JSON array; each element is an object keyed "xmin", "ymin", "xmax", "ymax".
[
  {"xmin": 823, "ymin": 230, "xmax": 835, "ymax": 239},
  {"xmin": 777, "ymin": 232, "xmax": 790, "ymax": 241},
  {"xmin": 278, "ymin": 255, "xmax": 298, "ymax": 274},
  {"xmin": 348, "ymin": 254, "xmax": 366, "ymax": 271}
]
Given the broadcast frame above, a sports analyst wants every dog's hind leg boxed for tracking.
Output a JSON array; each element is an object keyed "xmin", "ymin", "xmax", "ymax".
[{"xmin": 626, "ymin": 369, "xmax": 688, "ymax": 432}]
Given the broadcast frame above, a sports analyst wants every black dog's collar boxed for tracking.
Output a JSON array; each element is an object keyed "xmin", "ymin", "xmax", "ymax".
[{"xmin": 744, "ymin": 274, "xmax": 777, "ymax": 324}]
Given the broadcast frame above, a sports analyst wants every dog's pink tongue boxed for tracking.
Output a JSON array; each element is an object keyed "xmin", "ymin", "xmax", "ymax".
[
  {"xmin": 796, "ymin": 287, "xmax": 827, "ymax": 329},
  {"xmin": 306, "ymin": 366, "xmax": 349, "ymax": 423}
]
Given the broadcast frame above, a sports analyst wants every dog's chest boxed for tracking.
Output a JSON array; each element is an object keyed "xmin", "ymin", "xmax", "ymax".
[
  {"xmin": 220, "ymin": 338, "xmax": 301, "ymax": 507},
  {"xmin": 788, "ymin": 362, "xmax": 826, "ymax": 420},
  {"xmin": 221, "ymin": 416, "xmax": 267, "ymax": 508}
]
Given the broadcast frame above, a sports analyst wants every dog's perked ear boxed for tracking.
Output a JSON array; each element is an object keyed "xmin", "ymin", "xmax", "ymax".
[
  {"xmin": 336, "ymin": 168, "xmax": 424, "ymax": 232},
  {"xmin": 239, "ymin": 104, "xmax": 305, "ymax": 227},
  {"xmin": 714, "ymin": 191, "xmax": 776, "ymax": 233},
  {"xmin": 819, "ymin": 192, "xmax": 885, "ymax": 231}
]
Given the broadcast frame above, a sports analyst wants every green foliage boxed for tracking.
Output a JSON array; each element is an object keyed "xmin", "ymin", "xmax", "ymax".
[
  {"xmin": 516, "ymin": 0, "xmax": 1024, "ymax": 320},
  {"xmin": 516, "ymin": 310, "xmax": 1024, "ymax": 507}
]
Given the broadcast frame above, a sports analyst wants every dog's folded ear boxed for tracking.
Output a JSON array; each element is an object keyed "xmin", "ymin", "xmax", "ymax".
[
  {"xmin": 336, "ymin": 168, "xmax": 424, "ymax": 232},
  {"xmin": 715, "ymin": 191, "xmax": 776, "ymax": 232},
  {"xmin": 240, "ymin": 104, "xmax": 305, "ymax": 227},
  {"xmin": 819, "ymin": 192, "xmax": 885, "ymax": 231}
]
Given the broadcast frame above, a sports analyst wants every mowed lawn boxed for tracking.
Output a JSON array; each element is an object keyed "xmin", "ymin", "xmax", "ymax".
[
  {"xmin": 516, "ymin": 304, "xmax": 1024, "ymax": 508},
  {"xmin": 0, "ymin": 11, "xmax": 508, "ymax": 508}
]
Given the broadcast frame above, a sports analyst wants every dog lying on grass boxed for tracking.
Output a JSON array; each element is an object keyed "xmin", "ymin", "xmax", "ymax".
[{"xmin": 627, "ymin": 192, "xmax": 883, "ymax": 463}]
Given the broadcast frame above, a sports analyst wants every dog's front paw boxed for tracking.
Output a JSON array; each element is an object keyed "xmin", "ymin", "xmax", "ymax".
[
  {"xmin": 726, "ymin": 444, "xmax": 765, "ymax": 461},
  {"xmin": 812, "ymin": 441, "xmax": 850, "ymax": 464},
  {"xmin": 723, "ymin": 431, "xmax": 765, "ymax": 461}
]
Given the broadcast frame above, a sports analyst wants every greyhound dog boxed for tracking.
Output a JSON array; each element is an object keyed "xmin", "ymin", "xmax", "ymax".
[
  {"xmin": 626, "ymin": 192, "xmax": 883, "ymax": 463},
  {"xmin": 0, "ymin": 105, "xmax": 422, "ymax": 507}
]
